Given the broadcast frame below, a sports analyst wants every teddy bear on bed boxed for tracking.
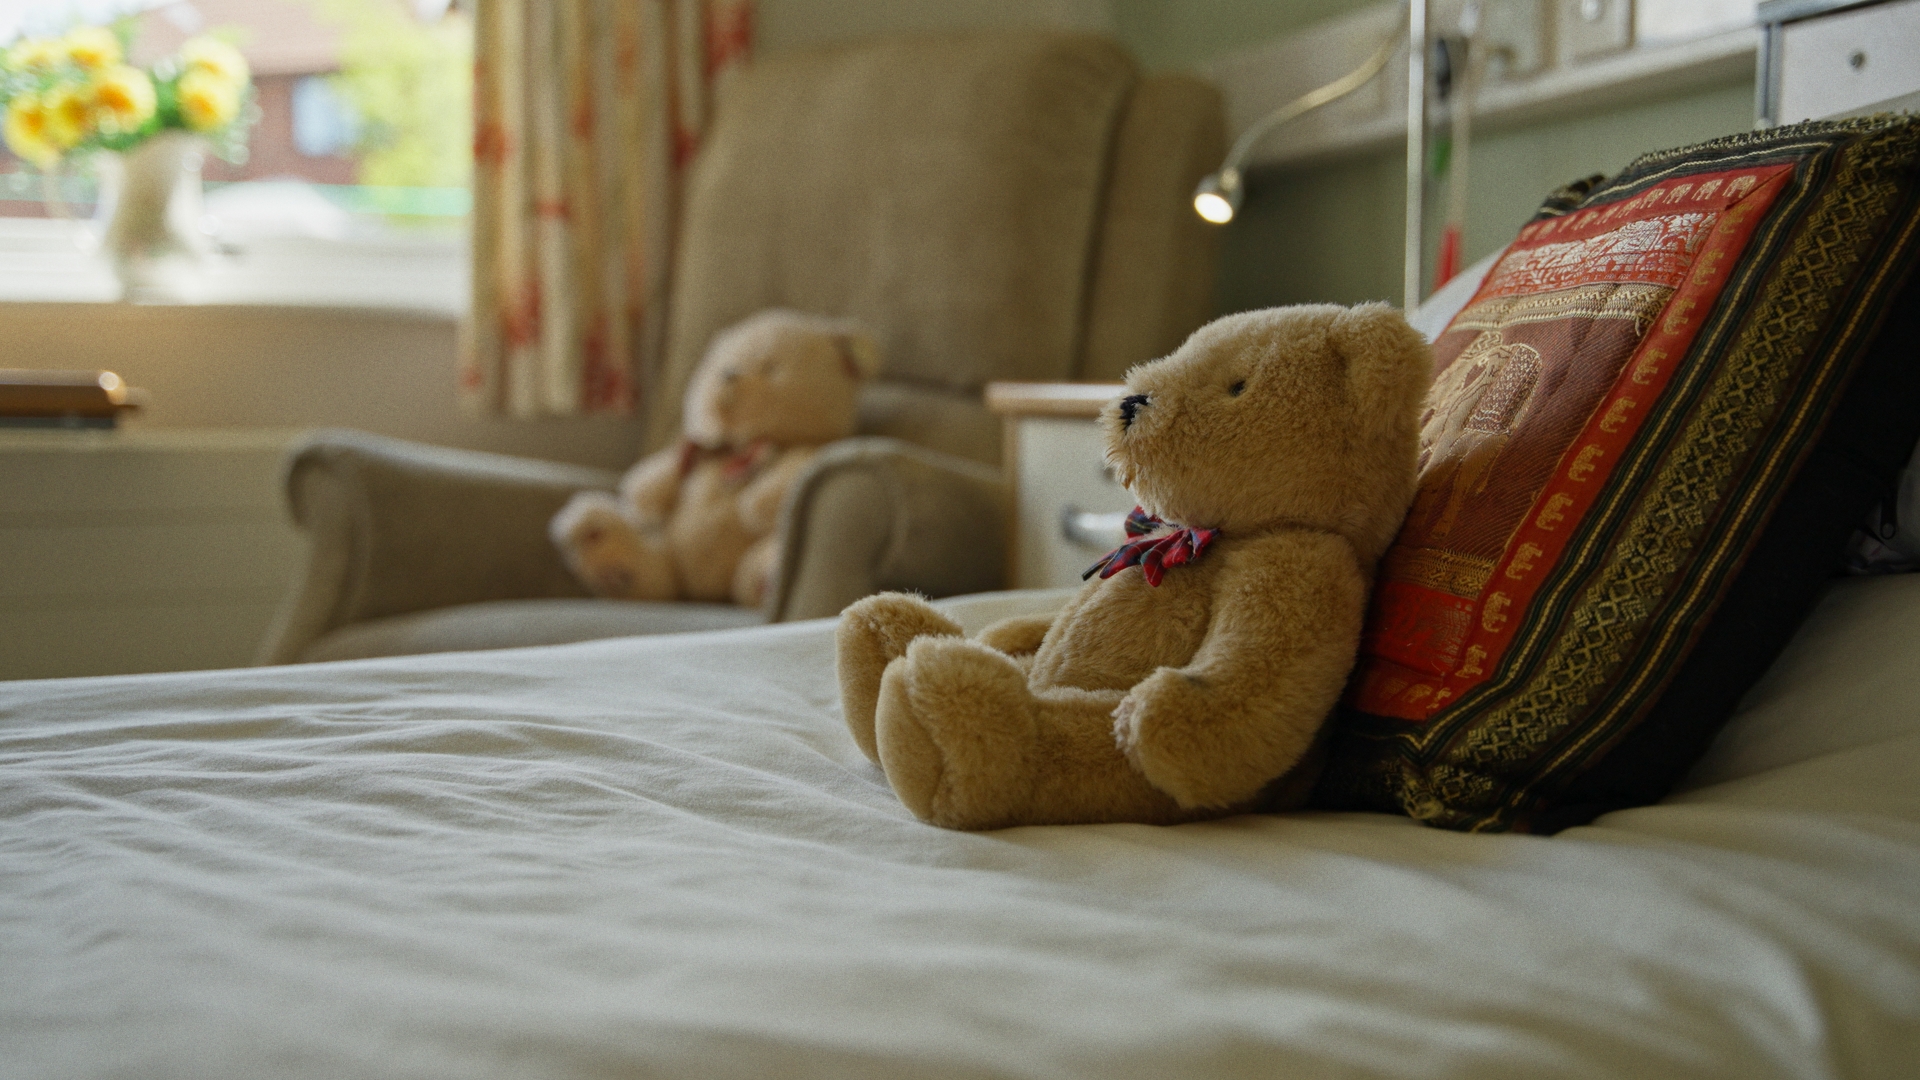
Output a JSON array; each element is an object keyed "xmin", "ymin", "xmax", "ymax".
[
  {"xmin": 837, "ymin": 303, "xmax": 1430, "ymax": 829},
  {"xmin": 551, "ymin": 309, "xmax": 880, "ymax": 609}
]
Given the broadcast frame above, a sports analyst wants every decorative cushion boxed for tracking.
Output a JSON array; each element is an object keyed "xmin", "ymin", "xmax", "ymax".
[{"xmin": 1316, "ymin": 116, "xmax": 1920, "ymax": 833}]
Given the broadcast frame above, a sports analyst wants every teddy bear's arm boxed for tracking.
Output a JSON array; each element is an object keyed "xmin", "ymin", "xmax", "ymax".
[
  {"xmin": 974, "ymin": 614, "xmax": 1055, "ymax": 656},
  {"xmin": 619, "ymin": 446, "xmax": 685, "ymax": 527},
  {"xmin": 736, "ymin": 447, "xmax": 820, "ymax": 536},
  {"xmin": 1114, "ymin": 532, "xmax": 1368, "ymax": 810}
]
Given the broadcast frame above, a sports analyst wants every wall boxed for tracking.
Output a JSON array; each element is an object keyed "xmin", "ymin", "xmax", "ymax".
[
  {"xmin": 757, "ymin": 0, "xmax": 1112, "ymax": 48},
  {"xmin": 1108, "ymin": 0, "xmax": 1363, "ymax": 71},
  {"xmin": 763, "ymin": 0, "xmax": 1760, "ymax": 313},
  {"xmin": 0, "ymin": 305, "xmax": 643, "ymax": 471},
  {"xmin": 1220, "ymin": 79, "xmax": 1757, "ymax": 311},
  {"xmin": 1102, "ymin": 0, "xmax": 1759, "ymax": 311},
  {"xmin": 0, "ymin": 304, "xmax": 643, "ymax": 679}
]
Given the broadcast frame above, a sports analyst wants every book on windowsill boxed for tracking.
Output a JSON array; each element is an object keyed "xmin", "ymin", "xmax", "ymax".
[{"xmin": 0, "ymin": 370, "xmax": 146, "ymax": 429}]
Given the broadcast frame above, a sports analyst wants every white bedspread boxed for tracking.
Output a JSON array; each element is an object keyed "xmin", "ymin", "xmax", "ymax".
[{"xmin": 4, "ymin": 581, "xmax": 1919, "ymax": 1080}]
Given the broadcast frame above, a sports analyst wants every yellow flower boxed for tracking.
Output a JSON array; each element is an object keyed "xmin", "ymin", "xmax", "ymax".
[
  {"xmin": 3, "ymin": 95, "xmax": 60, "ymax": 168},
  {"xmin": 43, "ymin": 81, "xmax": 93, "ymax": 148},
  {"xmin": 5, "ymin": 37, "xmax": 68, "ymax": 73},
  {"xmin": 62, "ymin": 25, "xmax": 122, "ymax": 71},
  {"xmin": 175, "ymin": 68, "xmax": 241, "ymax": 132},
  {"xmin": 90, "ymin": 65, "xmax": 156, "ymax": 134},
  {"xmin": 177, "ymin": 37, "xmax": 249, "ymax": 88}
]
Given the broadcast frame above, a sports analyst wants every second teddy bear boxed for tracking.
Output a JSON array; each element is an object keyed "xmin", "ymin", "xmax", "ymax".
[
  {"xmin": 551, "ymin": 309, "xmax": 880, "ymax": 608},
  {"xmin": 837, "ymin": 303, "xmax": 1430, "ymax": 829}
]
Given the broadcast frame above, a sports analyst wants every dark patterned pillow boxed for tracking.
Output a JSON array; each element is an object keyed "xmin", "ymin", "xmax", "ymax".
[{"xmin": 1316, "ymin": 116, "xmax": 1920, "ymax": 833}]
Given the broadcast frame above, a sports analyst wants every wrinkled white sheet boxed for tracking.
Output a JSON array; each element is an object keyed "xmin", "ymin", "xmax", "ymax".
[{"xmin": 3, "ymin": 582, "xmax": 1919, "ymax": 1080}]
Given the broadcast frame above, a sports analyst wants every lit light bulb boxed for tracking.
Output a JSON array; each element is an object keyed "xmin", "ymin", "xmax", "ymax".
[
  {"xmin": 1194, "ymin": 191, "xmax": 1235, "ymax": 224},
  {"xmin": 1190, "ymin": 169, "xmax": 1243, "ymax": 225}
]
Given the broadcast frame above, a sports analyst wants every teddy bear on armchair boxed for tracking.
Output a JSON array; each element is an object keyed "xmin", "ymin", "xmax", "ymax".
[
  {"xmin": 836, "ymin": 303, "xmax": 1431, "ymax": 829},
  {"xmin": 551, "ymin": 309, "xmax": 880, "ymax": 609}
]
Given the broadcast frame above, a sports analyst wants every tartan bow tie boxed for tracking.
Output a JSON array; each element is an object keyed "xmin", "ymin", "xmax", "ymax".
[
  {"xmin": 677, "ymin": 438, "xmax": 774, "ymax": 482},
  {"xmin": 1083, "ymin": 506, "xmax": 1220, "ymax": 587}
]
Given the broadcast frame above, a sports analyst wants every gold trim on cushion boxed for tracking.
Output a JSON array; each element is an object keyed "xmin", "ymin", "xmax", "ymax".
[
  {"xmin": 1378, "ymin": 546, "xmax": 1497, "ymax": 598},
  {"xmin": 1447, "ymin": 282, "xmax": 1674, "ymax": 336}
]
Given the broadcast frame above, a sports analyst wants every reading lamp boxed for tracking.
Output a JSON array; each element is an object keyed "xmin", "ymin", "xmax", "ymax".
[
  {"xmin": 1191, "ymin": 0, "xmax": 1430, "ymax": 310},
  {"xmin": 1190, "ymin": 3, "xmax": 1407, "ymax": 225}
]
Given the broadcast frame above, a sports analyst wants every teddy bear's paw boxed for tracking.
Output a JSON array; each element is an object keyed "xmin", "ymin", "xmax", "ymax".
[
  {"xmin": 731, "ymin": 538, "xmax": 778, "ymax": 609},
  {"xmin": 875, "ymin": 636, "xmax": 1037, "ymax": 830},
  {"xmin": 837, "ymin": 593, "xmax": 966, "ymax": 764},
  {"xmin": 1116, "ymin": 668, "xmax": 1316, "ymax": 812},
  {"xmin": 973, "ymin": 613, "xmax": 1055, "ymax": 657},
  {"xmin": 1111, "ymin": 692, "xmax": 1145, "ymax": 758},
  {"xmin": 550, "ymin": 493, "xmax": 674, "ymax": 600},
  {"xmin": 1111, "ymin": 668, "xmax": 1247, "ymax": 811}
]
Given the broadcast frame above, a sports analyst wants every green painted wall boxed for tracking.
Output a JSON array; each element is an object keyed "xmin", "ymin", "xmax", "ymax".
[
  {"xmin": 1107, "ymin": 3, "xmax": 1758, "ymax": 312},
  {"xmin": 1109, "ymin": 0, "xmax": 1365, "ymax": 71},
  {"xmin": 1220, "ymin": 81, "xmax": 1756, "ymax": 310}
]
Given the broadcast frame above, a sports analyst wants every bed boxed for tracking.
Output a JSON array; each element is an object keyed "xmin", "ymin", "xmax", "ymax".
[{"xmin": 5, "ymin": 573, "xmax": 1918, "ymax": 1079}]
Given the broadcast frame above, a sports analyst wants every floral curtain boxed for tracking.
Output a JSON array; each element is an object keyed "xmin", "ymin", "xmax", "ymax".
[{"xmin": 463, "ymin": 0, "xmax": 753, "ymax": 418}]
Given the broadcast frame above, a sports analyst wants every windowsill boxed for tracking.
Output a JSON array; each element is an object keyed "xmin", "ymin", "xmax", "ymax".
[{"xmin": 0, "ymin": 217, "xmax": 467, "ymax": 319}]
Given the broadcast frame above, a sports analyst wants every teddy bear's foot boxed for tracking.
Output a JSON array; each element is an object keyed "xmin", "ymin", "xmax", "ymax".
[
  {"xmin": 1017, "ymin": 687, "xmax": 1196, "ymax": 825},
  {"xmin": 836, "ymin": 593, "xmax": 964, "ymax": 764},
  {"xmin": 874, "ymin": 636, "xmax": 1040, "ymax": 830},
  {"xmin": 550, "ymin": 492, "xmax": 676, "ymax": 600}
]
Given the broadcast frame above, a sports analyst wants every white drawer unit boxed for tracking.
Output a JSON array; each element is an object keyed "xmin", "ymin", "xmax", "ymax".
[
  {"xmin": 1762, "ymin": 0, "xmax": 1920, "ymax": 123},
  {"xmin": 0, "ymin": 427, "xmax": 305, "ymax": 679},
  {"xmin": 986, "ymin": 383, "xmax": 1134, "ymax": 590}
]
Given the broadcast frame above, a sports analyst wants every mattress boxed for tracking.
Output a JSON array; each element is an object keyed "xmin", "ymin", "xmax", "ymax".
[{"xmin": 3, "ymin": 580, "xmax": 1918, "ymax": 1079}]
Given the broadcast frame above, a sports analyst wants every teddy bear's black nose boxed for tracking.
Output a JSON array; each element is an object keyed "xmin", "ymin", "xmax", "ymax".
[{"xmin": 1118, "ymin": 394, "xmax": 1149, "ymax": 428}]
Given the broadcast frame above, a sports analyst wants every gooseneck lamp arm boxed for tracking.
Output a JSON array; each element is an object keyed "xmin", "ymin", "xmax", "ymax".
[{"xmin": 1189, "ymin": 2, "xmax": 1410, "ymax": 227}]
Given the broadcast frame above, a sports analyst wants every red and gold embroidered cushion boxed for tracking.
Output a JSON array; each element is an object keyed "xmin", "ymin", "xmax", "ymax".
[{"xmin": 1316, "ymin": 116, "xmax": 1920, "ymax": 833}]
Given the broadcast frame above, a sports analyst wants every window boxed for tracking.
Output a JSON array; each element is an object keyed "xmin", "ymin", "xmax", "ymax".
[
  {"xmin": 290, "ymin": 73, "xmax": 356, "ymax": 157},
  {"xmin": 0, "ymin": 0, "xmax": 471, "ymax": 311}
]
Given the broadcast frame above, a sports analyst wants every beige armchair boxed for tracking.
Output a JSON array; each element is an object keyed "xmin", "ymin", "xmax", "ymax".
[{"xmin": 259, "ymin": 31, "xmax": 1223, "ymax": 664}]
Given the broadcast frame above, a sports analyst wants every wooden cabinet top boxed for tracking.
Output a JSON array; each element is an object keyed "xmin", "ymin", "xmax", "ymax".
[{"xmin": 984, "ymin": 381, "xmax": 1125, "ymax": 420}]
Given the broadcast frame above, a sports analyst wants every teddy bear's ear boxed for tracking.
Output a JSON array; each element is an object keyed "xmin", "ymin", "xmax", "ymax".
[
  {"xmin": 1331, "ymin": 302, "xmax": 1434, "ymax": 426},
  {"xmin": 836, "ymin": 331, "xmax": 882, "ymax": 381}
]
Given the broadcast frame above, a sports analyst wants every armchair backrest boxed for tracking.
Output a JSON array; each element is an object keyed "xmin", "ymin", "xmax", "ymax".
[{"xmin": 650, "ymin": 31, "xmax": 1224, "ymax": 462}]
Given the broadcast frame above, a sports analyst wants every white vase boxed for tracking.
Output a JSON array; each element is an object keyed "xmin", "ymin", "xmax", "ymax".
[{"xmin": 91, "ymin": 131, "xmax": 211, "ymax": 302}]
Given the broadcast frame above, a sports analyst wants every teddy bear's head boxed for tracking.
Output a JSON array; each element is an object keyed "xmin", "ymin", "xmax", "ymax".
[
  {"xmin": 683, "ymin": 309, "xmax": 882, "ymax": 448},
  {"xmin": 1100, "ymin": 303, "xmax": 1432, "ymax": 563}
]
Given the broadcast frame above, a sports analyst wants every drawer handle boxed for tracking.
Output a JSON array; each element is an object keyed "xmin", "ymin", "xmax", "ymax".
[{"xmin": 1060, "ymin": 506, "xmax": 1129, "ymax": 549}]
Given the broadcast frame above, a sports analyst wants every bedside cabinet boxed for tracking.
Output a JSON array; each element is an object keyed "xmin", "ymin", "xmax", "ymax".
[
  {"xmin": 986, "ymin": 382, "xmax": 1133, "ymax": 589},
  {"xmin": 1760, "ymin": 0, "xmax": 1920, "ymax": 124}
]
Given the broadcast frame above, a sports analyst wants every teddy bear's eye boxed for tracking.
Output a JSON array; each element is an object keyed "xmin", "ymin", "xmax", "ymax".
[{"xmin": 1228, "ymin": 380, "xmax": 1246, "ymax": 397}]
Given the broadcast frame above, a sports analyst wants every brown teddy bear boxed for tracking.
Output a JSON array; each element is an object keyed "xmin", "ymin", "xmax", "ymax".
[
  {"xmin": 551, "ymin": 309, "xmax": 880, "ymax": 608},
  {"xmin": 836, "ymin": 303, "xmax": 1430, "ymax": 829}
]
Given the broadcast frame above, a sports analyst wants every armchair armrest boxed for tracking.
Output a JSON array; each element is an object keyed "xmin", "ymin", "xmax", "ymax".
[
  {"xmin": 769, "ymin": 437, "xmax": 1007, "ymax": 622},
  {"xmin": 256, "ymin": 429, "xmax": 620, "ymax": 665}
]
